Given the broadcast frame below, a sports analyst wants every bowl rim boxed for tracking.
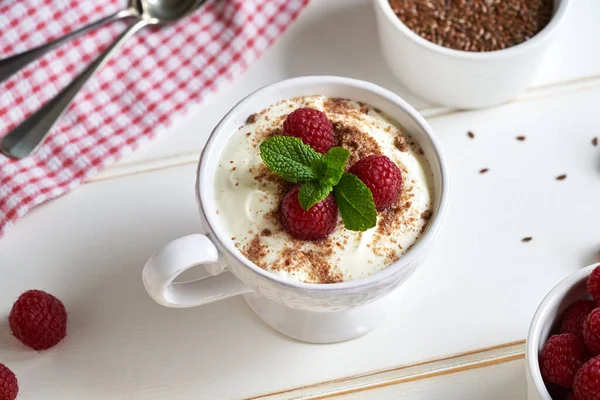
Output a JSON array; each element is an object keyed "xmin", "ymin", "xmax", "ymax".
[
  {"xmin": 196, "ymin": 75, "xmax": 450, "ymax": 292},
  {"xmin": 526, "ymin": 262, "xmax": 600, "ymax": 398},
  {"xmin": 374, "ymin": 0, "xmax": 571, "ymax": 60}
]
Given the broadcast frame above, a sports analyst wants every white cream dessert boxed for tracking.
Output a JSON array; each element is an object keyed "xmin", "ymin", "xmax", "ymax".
[{"xmin": 214, "ymin": 96, "xmax": 433, "ymax": 283}]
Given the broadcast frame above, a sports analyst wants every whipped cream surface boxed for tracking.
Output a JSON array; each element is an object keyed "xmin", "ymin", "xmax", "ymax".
[{"xmin": 214, "ymin": 96, "xmax": 433, "ymax": 283}]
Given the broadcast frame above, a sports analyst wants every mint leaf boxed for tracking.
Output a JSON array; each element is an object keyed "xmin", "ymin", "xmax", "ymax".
[
  {"xmin": 298, "ymin": 182, "xmax": 333, "ymax": 210},
  {"xmin": 260, "ymin": 137, "xmax": 322, "ymax": 183},
  {"xmin": 333, "ymin": 173, "xmax": 377, "ymax": 231},
  {"xmin": 320, "ymin": 147, "xmax": 350, "ymax": 187}
]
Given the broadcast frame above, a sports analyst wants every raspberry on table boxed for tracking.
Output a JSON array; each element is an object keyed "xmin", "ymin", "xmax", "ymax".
[
  {"xmin": 574, "ymin": 355, "xmax": 600, "ymax": 400},
  {"xmin": 349, "ymin": 155, "xmax": 402, "ymax": 211},
  {"xmin": 588, "ymin": 266, "xmax": 600, "ymax": 304},
  {"xmin": 280, "ymin": 186, "xmax": 338, "ymax": 241},
  {"xmin": 584, "ymin": 309, "xmax": 600, "ymax": 356},
  {"xmin": 9, "ymin": 289, "xmax": 67, "ymax": 351},
  {"xmin": 540, "ymin": 333, "xmax": 586, "ymax": 388},
  {"xmin": 283, "ymin": 108, "xmax": 335, "ymax": 154},
  {"xmin": 0, "ymin": 363, "xmax": 18, "ymax": 400},
  {"xmin": 561, "ymin": 300, "xmax": 597, "ymax": 337}
]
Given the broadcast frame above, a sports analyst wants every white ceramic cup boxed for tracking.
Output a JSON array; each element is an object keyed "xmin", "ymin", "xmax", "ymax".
[
  {"xmin": 142, "ymin": 76, "xmax": 449, "ymax": 343},
  {"xmin": 526, "ymin": 263, "xmax": 600, "ymax": 399},
  {"xmin": 373, "ymin": 0, "xmax": 571, "ymax": 109}
]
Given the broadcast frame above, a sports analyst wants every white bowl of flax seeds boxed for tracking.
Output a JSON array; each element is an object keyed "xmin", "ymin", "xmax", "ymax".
[{"xmin": 373, "ymin": 0, "xmax": 571, "ymax": 109}]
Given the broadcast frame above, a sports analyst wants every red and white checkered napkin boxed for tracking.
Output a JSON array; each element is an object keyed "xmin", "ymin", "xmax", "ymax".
[{"xmin": 0, "ymin": 0, "xmax": 308, "ymax": 237}]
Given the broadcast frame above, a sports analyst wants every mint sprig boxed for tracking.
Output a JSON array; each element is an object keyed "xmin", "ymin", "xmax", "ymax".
[
  {"xmin": 259, "ymin": 136, "xmax": 321, "ymax": 183},
  {"xmin": 259, "ymin": 136, "xmax": 377, "ymax": 232},
  {"xmin": 333, "ymin": 173, "xmax": 377, "ymax": 231},
  {"xmin": 298, "ymin": 181, "xmax": 333, "ymax": 210},
  {"xmin": 320, "ymin": 147, "xmax": 349, "ymax": 187}
]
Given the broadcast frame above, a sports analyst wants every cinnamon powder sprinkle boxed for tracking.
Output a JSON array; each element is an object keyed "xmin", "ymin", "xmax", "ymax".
[
  {"xmin": 467, "ymin": 131, "xmax": 475, "ymax": 139},
  {"xmin": 480, "ymin": 168, "xmax": 489, "ymax": 174},
  {"xmin": 516, "ymin": 136, "xmax": 526, "ymax": 141},
  {"xmin": 556, "ymin": 174, "xmax": 567, "ymax": 181},
  {"xmin": 522, "ymin": 237, "xmax": 533, "ymax": 242}
]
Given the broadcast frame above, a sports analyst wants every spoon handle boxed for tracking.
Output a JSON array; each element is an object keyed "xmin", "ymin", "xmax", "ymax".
[
  {"xmin": 0, "ymin": 9, "xmax": 136, "ymax": 86},
  {"xmin": 0, "ymin": 19, "xmax": 149, "ymax": 160}
]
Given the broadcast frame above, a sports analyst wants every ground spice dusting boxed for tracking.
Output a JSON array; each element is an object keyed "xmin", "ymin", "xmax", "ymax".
[{"xmin": 389, "ymin": 0, "xmax": 554, "ymax": 52}]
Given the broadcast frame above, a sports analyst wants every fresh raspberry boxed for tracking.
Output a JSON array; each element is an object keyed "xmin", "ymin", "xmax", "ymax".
[
  {"xmin": 540, "ymin": 333, "xmax": 586, "ymax": 388},
  {"xmin": 349, "ymin": 155, "xmax": 402, "ymax": 211},
  {"xmin": 584, "ymin": 309, "xmax": 600, "ymax": 356},
  {"xmin": 283, "ymin": 108, "xmax": 335, "ymax": 154},
  {"xmin": 589, "ymin": 266, "xmax": 600, "ymax": 304},
  {"xmin": 574, "ymin": 356, "xmax": 600, "ymax": 400},
  {"xmin": 280, "ymin": 186, "xmax": 338, "ymax": 241},
  {"xmin": 561, "ymin": 300, "xmax": 597, "ymax": 337},
  {"xmin": 9, "ymin": 290, "xmax": 67, "ymax": 351},
  {"xmin": 0, "ymin": 363, "xmax": 18, "ymax": 400}
]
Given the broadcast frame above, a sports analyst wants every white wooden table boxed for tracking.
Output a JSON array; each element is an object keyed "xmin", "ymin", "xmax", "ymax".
[{"xmin": 1, "ymin": 0, "xmax": 600, "ymax": 398}]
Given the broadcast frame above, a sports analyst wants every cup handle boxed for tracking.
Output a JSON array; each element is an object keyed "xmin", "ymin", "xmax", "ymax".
[{"xmin": 142, "ymin": 234, "xmax": 251, "ymax": 308}]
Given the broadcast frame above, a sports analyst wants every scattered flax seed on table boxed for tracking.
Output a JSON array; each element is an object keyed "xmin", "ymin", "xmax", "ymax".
[
  {"xmin": 516, "ymin": 136, "xmax": 526, "ymax": 141},
  {"xmin": 522, "ymin": 237, "xmax": 533, "ymax": 243},
  {"xmin": 556, "ymin": 174, "xmax": 567, "ymax": 181},
  {"xmin": 593, "ymin": 137, "xmax": 598, "ymax": 147},
  {"xmin": 388, "ymin": 0, "xmax": 553, "ymax": 52},
  {"xmin": 479, "ymin": 168, "xmax": 489, "ymax": 174},
  {"xmin": 467, "ymin": 131, "xmax": 475, "ymax": 139}
]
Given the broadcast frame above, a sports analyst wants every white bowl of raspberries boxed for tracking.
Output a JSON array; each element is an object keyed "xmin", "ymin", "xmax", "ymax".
[{"xmin": 527, "ymin": 263, "xmax": 600, "ymax": 400}]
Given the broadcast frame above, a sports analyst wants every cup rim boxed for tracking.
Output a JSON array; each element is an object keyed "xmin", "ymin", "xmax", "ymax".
[
  {"xmin": 374, "ymin": 0, "xmax": 571, "ymax": 60},
  {"xmin": 196, "ymin": 76, "xmax": 449, "ymax": 292},
  {"xmin": 526, "ymin": 262, "xmax": 600, "ymax": 398}
]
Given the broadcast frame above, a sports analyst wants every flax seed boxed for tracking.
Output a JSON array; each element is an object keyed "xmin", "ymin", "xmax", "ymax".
[{"xmin": 388, "ymin": 0, "xmax": 554, "ymax": 52}]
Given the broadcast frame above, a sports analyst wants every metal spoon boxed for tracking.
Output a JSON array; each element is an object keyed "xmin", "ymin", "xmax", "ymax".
[{"xmin": 0, "ymin": 0, "xmax": 206, "ymax": 160}]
